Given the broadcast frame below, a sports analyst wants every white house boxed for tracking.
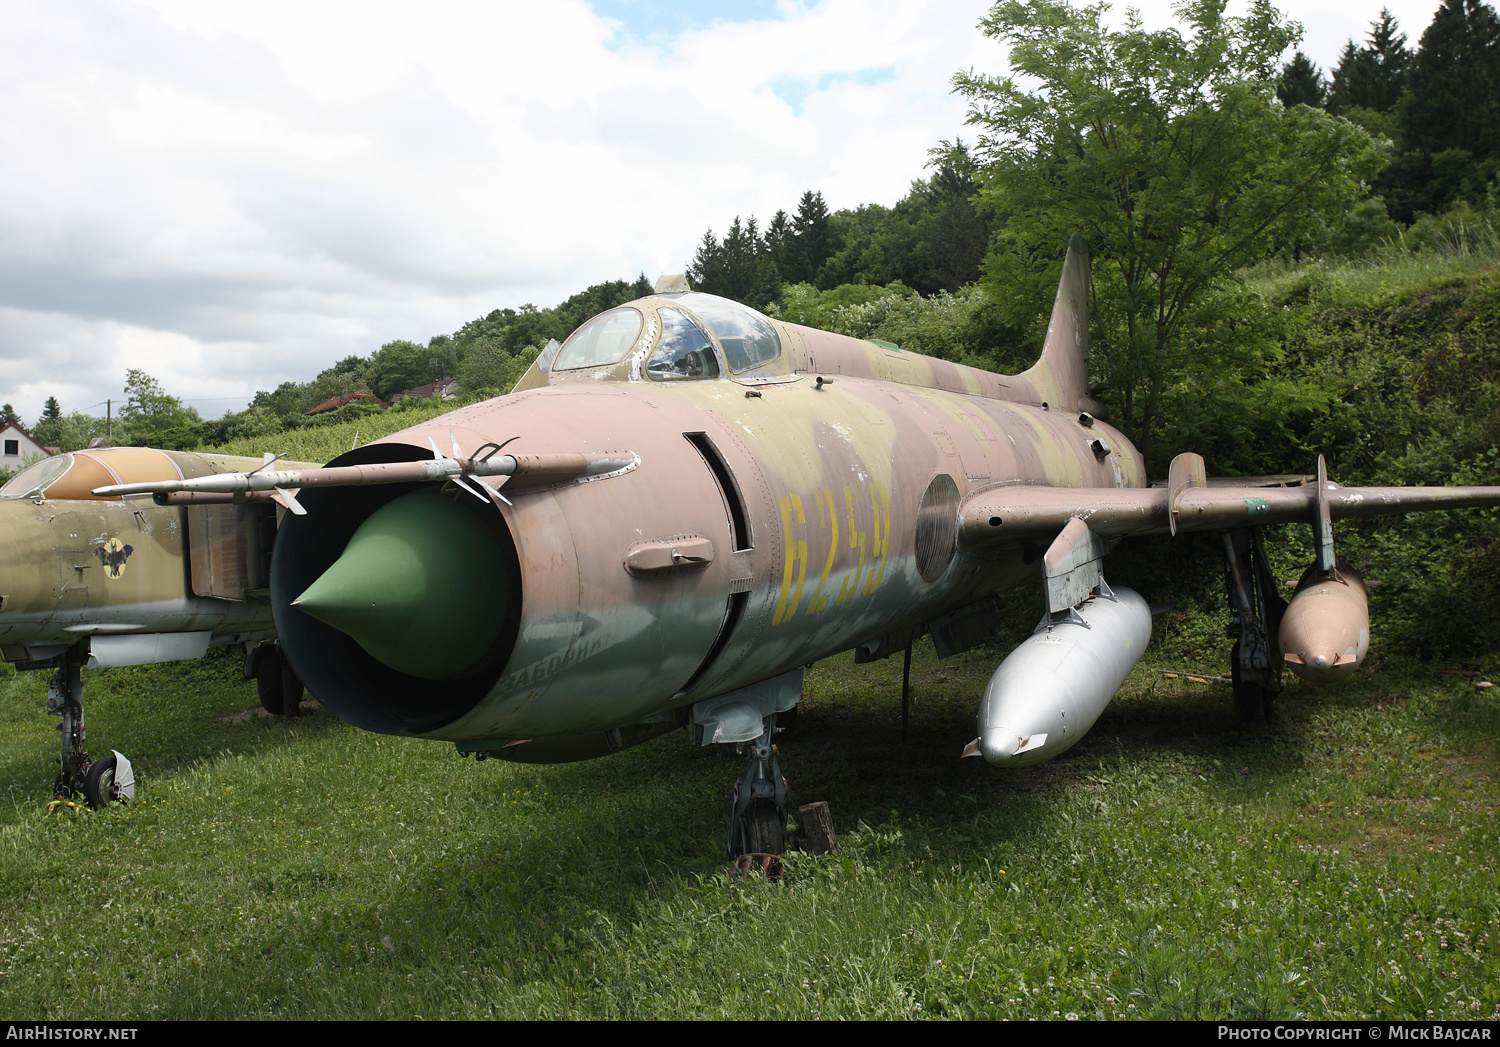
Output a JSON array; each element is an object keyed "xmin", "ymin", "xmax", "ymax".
[{"xmin": 1, "ymin": 421, "xmax": 51, "ymax": 473}]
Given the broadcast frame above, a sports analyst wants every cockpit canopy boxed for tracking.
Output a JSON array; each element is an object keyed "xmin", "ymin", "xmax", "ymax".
[
  {"xmin": 547, "ymin": 293, "xmax": 786, "ymax": 383},
  {"xmin": 551, "ymin": 308, "xmax": 644, "ymax": 371},
  {"xmin": 648, "ymin": 307, "xmax": 719, "ymax": 380},
  {"xmin": 0, "ymin": 447, "xmax": 186, "ymax": 501}
]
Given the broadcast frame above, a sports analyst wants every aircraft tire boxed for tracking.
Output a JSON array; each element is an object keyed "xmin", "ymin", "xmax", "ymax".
[
  {"xmin": 741, "ymin": 800, "xmax": 785, "ymax": 856},
  {"xmin": 83, "ymin": 755, "xmax": 119, "ymax": 809},
  {"xmin": 281, "ymin": 656, "xmax": 304, "ymax": 718},
  {"xmin": 257, "ymin": 647, "xmax": 286, "ymax": 716},
  {"xmin": 1230, "ymin": 641, "xmax": 1273, "ymax": 724}
]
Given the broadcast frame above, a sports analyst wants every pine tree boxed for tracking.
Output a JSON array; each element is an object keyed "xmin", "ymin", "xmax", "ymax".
[
  {"xmin": 1400, "ymin": 0, "xmax": 1500, "ymax": 159},
  {"xmin": 719, "ymin": 216, "xmax": 761, "ymax": 302},
  {"xmin": 919, "ymin": 140, "xmax": 988, "ymax": 292},
  {"xmin": 42, "ymin": 396, "xmax": 61, "ymax": 421},
  {"xmin": 687, "ymin": 229, "xmax": 723, "ymax": 294},
  {"xmin": 790, "ymin": 191, "xmax": 834, "ymax": 286},
  {"xmin": 765, "ymin": 210, "xmax": 792, "ymax": 272},
  {"xmin": 1327, "ymin": 40, "xmax": 1365, "ymax": 114},
  {"xmin": 749, "ymin": 256, "xmax": 782, "ymax": 311},
  {"xmin": 1364, "ymin": 9, "xmax": 1412, "ymax": 113},
  {"xmin": 1277, "ymin": 51, "xmax": 1327, "ymax": 109},
  {"xmin": 1327, "ymin": 13, "xmax": 1411, "ymax": 116}
]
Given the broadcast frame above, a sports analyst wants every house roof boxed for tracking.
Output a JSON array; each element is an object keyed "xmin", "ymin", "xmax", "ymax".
[
  {"xmin": 305, "ymin": 389, "xmax": 389, "ymax": 416},
  {"xmin": 392, "ymin": 376, "xmax": 456, "ymax": 402},
  {"xmin": 1, "ymin": 420, "xmax": 50, "ymax": 456}
]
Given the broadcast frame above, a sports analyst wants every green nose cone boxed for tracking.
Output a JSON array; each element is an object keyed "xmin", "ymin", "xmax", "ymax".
[{"xmin": 293, "ymin": 490, "xmax": 511, "ymax": 680}]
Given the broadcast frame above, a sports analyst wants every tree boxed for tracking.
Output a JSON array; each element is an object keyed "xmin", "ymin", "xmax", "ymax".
[
  {"xmin": 456, "ymin": 342, "xmax": 535, "ymax": 396},
  {"xmin": 789, "ymin": 191, "xmax": 835, "ymax": 284},
  {"xmin": 764, "ymin": 210, "xmax": 793, "ymax": 276},
  {"xmin": 1361, "ymin": 8, "xmax": 1412, "ymax": 113},
  {"xmin": 717, "ymin": 215, "xmax": 764, "ymax": 302},
  {"xmin": 41, "ymin": 397, "xmax": 61, "ymax": 421},
  {"xmin": 687, "ymin": 229, "xmax": 724, "ymax": 295},
  {"xmin": 806, "ymin": 143, "xmax": 997, "ymax": 296},
  {"xmin": 687, "ymin": 216, "xmax": 782, "ymax": 308},
  {"xmin": 118, "ymin": 370, "xmax": 203, "ymax": 449},
  {"xmin": 1276, "ymin": 50, "xmax": 1326, "ymax": 108},
  {"xmin": 913, "ymin": 140, "xmax": 990, "ymax": 292},
  {"xmin": 1332, "ymin": 14, "xmax": 1410, "ymax": 115},
  {"xmin": 954, "ymin": 0, "xmax": 1386, "ymax": 460},
  {"xmin": 1327, "ymin": 10, "xmax": 1411, "ymax": 116},
  {"xmin": 31, "ymin": 411, "xmax": 108, "ymax": 453},
  {"xmin": 1376, "ymin": 0, "xmax": 1500, "ymax": 221},
  {"xmin": 1400, "ymin": 0, "xmax": 1500, "ymax": 161},
  {"xmin": 369, "ymin": 340, "xmax": 437, "ymax": 400}
]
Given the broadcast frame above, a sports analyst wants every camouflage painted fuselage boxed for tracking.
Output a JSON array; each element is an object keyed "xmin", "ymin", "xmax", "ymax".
[
  {"xmin": 272, "ymin": 265, "xmax": 1145, "ymax": 743},
  {"xmin": 0, "ymin": 448, "xmax": 308, "ymax": 663}
]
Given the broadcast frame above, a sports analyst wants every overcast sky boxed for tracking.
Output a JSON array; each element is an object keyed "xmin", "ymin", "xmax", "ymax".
[{"xmin": 0, "ymin": 0, "xmax": 1449, "ymax": 422}]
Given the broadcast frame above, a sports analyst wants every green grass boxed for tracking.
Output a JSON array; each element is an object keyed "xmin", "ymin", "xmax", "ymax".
[
  {"xmin": 1, "ymin": 630, "xmax": 1497, "ymax": 1020},
  {"xmin": 1243, "ymin": 249, "xmax": 1499, "ymax": 312},
  {"xmin": 210, "ymin": 399, "xmax": 461, "ymax": 464}
]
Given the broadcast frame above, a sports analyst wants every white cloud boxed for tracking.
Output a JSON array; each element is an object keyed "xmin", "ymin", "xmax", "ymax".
[{"xmin": 0, "ymin": 0, "xmax": 1450, "ymax": 422}]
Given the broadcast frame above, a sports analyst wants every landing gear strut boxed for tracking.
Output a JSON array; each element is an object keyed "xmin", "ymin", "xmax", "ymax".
[
  {"xmin": 727, "ymin": 717, "xmax": 788, "ymax": 859},
  {"xmin": 246, "ymin": 640, "xmax": 304, "ymax": 717},
  {"xmin": 1223, "ymin": 527, "xmax": 1288, "ymax": 722},
  {"xmin": 45, "ymin": 645, "xmax": 135, "ymax": 808}
]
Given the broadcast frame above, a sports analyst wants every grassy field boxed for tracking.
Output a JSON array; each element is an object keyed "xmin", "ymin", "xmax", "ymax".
[
  {"xmin": 209, "ymin": 400, "xmax": 459, "ymax": 465},
  {"xmin": 1, "ymin": 627, "xmax": 1496, "ymax": 1020}
]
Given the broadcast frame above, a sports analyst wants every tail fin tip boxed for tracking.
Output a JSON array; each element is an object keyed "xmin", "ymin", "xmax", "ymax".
[{"xmin": 1022, "ymin": 235, "xmax": 1092, "ymax": 412}]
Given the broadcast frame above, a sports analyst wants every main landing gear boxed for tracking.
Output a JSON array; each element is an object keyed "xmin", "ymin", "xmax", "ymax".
[
  {"xmin": 1223, "ymin": 527, "xmax": 1288, "ymax": 723},
  {"xmin": 727, "ymin": 716, "xmax": 789, "ymax": 861},
  {"xmin": 245, "ymin": 640, "xmax": 304, "ymax": 717},
  {"xmin": 46, "ymin": 646, "xmax": 135, "ymax": 808}
]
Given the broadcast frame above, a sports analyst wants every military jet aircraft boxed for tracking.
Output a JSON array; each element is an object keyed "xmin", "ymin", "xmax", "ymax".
[
  {"xmin": 97, "ymin": 238, "xmax": 1500, "ymax": 856},
  {"xmin": 1, "ymin": 446, "xmax": 316, "ymax": 806}
]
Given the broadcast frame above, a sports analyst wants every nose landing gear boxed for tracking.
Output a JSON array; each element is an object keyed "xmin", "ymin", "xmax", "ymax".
[{"xmin": 45, "ymin": 646, "xmax": 135, "ymax": 808}]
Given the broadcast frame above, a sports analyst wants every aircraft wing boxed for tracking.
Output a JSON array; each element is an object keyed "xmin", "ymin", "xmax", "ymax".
[{"xmin": 959, "ymin": 452, "xmax": 1500, "ymax": 549}]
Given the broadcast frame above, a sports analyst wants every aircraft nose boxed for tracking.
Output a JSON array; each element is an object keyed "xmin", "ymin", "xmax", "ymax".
[
  {"xmin": 292, "ymin": 489, "xmax": 513, "ymax": 680},
  {"xmin": 0, "ymin": 505, "xmax": 58, "ymax": 616}
]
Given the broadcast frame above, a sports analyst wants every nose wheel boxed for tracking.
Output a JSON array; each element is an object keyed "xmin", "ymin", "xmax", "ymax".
[
  {"xmin": 82, "ymin": 752, "xmax": 135, "ymax": 808},
  {"xmin": 46, "ymin": 646, "xmax": 135, "ymax": 808}
]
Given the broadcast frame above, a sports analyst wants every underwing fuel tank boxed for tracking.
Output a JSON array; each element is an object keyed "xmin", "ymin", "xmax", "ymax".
[
  {"xmin": 966, "ymin": 587, "xmax": 1152, "ymax": 767},
  {"xmin": 1278, "ymin": 563, "xmax": 1369, "ymax": 683}
]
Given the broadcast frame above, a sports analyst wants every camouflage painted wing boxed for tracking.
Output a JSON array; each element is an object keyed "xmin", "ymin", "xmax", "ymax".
[{"xmin": 958, "ymin": 452, "xmax": 1500, "ymax": 549}]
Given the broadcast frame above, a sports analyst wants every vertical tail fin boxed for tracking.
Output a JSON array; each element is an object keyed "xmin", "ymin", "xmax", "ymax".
[{"xmin": 1018, "ymin": 234, "xmax": 1091, "ymax": 413}]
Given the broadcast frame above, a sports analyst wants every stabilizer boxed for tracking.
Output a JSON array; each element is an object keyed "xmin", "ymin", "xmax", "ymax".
[{"xmin": 1017, "ymin": 233, "xmax": 1092, "ymax": 413}]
